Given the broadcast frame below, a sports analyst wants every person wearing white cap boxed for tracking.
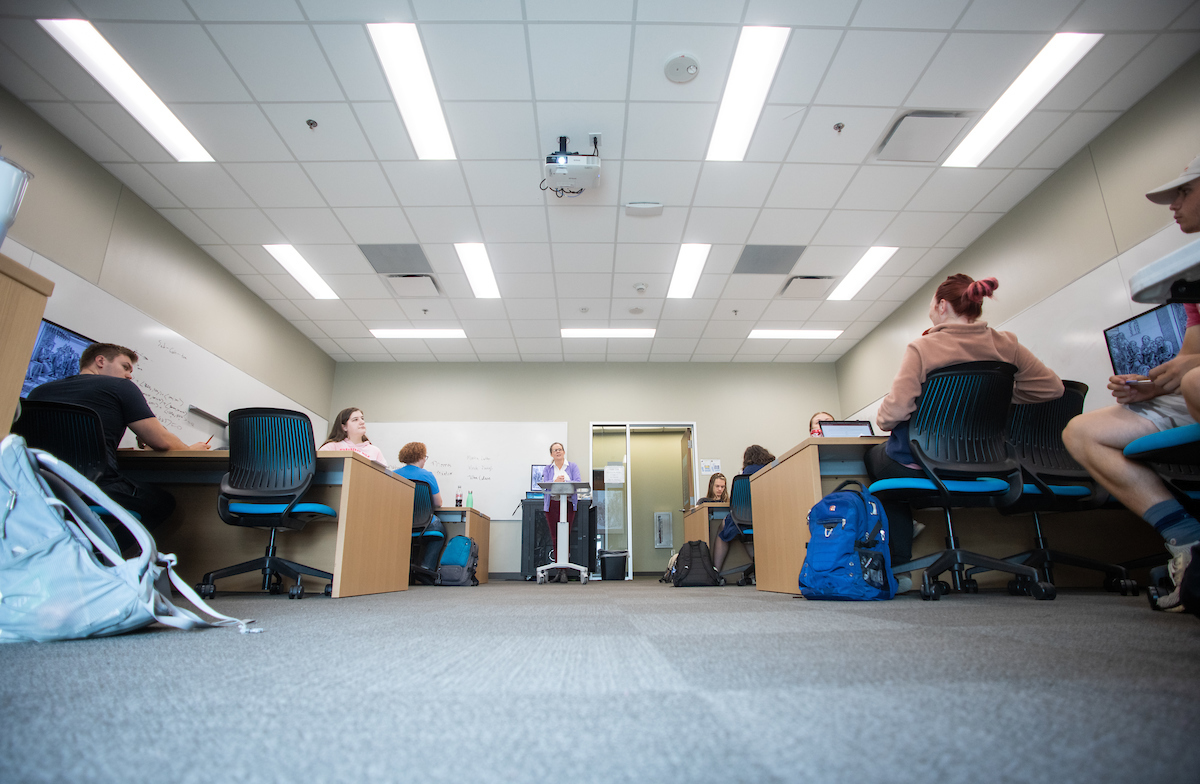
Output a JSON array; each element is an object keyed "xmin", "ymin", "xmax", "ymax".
[{"xmin": 1063, "ymin": 153, "xmax": 1200, "ymax": 612}]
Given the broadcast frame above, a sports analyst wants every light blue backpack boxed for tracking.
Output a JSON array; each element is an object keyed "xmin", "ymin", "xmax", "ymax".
[{"xmin": 0, "ymin": 434, "xmax": 258, "ymax": 642}]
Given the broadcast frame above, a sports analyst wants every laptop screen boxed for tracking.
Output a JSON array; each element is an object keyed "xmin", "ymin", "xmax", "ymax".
[
  {"xmin": 818, "ymin": 421, "xmax": 874, "ymax": 437},
  {"xmin": 23, "ymin": 319, "xmax": 95, "ymax": 398},
  {"xmin": 1104, "ymin": 303, "xmax": 1187, "ymax": 377},
  {"xmin": 530, "ymin": 465, "xmax": 547, "ymax": 492}
]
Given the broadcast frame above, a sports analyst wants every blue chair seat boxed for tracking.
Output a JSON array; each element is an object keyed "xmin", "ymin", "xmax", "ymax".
[
  {"xmin": 412, "ymin": 529, "xmax": 445, "ymax": 538},
  {"xmin": 870, "ymin": 476, "xmax": 1011, "ymax": 495},
  {"xmin": 89, "ymin": 504, "xmax": 141, "ymax": 521},
  {"xmin": 1123, "ymin": 423, "xmax": 1200, "ymax": 462},
  {"xmin": 1019, "ymin": 484, "xmax": 1092, "ymax": 497},
  {"xmin": 228, "ymin": 501, "xmax": 337, "ymax": 517}
]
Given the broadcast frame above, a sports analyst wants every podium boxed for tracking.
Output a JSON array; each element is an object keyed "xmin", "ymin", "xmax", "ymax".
[{"xmin": 536, "ymin": 481, "xmax": 592, "ymax": 584}]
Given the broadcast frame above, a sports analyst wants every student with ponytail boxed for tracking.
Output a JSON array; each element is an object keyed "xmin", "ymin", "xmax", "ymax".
[{"xmin": 866, "ymin": 274, "xmax": 1063, "ymax": 575}]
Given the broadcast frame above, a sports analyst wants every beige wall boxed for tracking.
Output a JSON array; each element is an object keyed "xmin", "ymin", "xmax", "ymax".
[
  {"xmin": 628, "ymin": 430, "xmax": 690, "ymax": 574},
  {"xmin": 334, "ymin": 360, "xmax": 841, "ymax": 488},
  {"xmin": 836, "ymin": 52, "xmax": 1200, "ymax": 417},
  {"xmin": 0, "ymin": 86, "xmax": 335, "ymax": 414}
]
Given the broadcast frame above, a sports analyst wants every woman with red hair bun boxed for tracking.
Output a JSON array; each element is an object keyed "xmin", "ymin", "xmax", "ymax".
[{"xmin": 867, "ymin": 274, "xmax": 1064, "ymax": 581}]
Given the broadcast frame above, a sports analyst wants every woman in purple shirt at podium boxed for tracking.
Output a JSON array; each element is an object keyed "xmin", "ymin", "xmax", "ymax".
[{"xmin": 541, "ymin": 441, "xmax": 581, "ymax": 582}]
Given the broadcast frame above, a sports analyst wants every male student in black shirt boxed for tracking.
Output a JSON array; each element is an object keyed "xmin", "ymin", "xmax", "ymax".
[{"xmin": 27, "ymin": 342, "xmax": 211, "ymax": 550}]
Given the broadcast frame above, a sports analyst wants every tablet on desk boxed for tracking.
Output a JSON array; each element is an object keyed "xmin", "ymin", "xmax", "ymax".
[{"xmin": 818, "ymin": 420, "xmax": 875, "ymax": 437}]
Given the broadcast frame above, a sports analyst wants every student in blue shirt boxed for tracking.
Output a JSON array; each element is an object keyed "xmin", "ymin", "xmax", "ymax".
[{"xmin": 393, "ymin": 441, "xmax": 443, "ymax": 507}]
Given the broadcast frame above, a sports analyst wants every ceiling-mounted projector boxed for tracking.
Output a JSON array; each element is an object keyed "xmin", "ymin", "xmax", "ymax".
[{"xmin": 542, "ymin": 135, "xmax": 599, "ymax": 197}]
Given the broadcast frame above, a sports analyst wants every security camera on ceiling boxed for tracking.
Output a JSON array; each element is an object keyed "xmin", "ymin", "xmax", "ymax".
[{"xmin": 541, "ymin": 135, "xmax": 600, "ymax": 197}]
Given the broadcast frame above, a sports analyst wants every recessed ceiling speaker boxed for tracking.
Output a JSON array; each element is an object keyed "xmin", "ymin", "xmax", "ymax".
[{"xmin": 624, "ymin": 202, "xmax": 663, "ymax": 216}]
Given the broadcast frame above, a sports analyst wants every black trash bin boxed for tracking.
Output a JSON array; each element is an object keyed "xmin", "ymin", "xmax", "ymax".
[{"xmin": 599, "ymin": 550, "xmax": 628, "ymax": 580}]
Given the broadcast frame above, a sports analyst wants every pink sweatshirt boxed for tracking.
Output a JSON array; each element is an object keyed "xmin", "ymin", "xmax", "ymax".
[{"xmin": 877, "ymin": 321, "xmax": 1063, "ymax": 432}]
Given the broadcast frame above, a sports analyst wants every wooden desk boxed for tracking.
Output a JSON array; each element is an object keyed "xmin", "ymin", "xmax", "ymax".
[
  {"xmin": 751, "ymin": 436, "xmax": 887, "ymax": 594},
  {"xmin": 1, "ymin": 252, "xmax": 54, "ymax": 429},
  {"xmin": 434, "ymin": 506, "xmax": 491, "ymax": 583},
  {"xmin": 682, "ymin": 502, "xmax": 728, "ymax": 546},
  {"xmin": 118, "ymin": 449, "xmax": 414, "ymax": 598}
]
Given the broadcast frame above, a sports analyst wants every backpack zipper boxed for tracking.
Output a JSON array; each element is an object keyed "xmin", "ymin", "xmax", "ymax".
[{"xmin": 1, "ymin": 489, "xmax": 15, "ymax": 536}]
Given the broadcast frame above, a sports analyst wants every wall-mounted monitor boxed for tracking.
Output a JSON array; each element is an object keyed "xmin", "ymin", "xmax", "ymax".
[{"xmin": 22, "ymin": 319, "xmax": 94, "ymax": 398}]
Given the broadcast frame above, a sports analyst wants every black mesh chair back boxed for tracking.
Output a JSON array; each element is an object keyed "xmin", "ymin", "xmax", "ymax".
[
  {"xmin": 410, "ymin": 480, "xmax": 446, "ymax": 584},
  {"xmin": 219, "ymin": 408, "xmax": 321, "ymax": 531},
  {"xmin": 1006, "ymin": 380, "xmax": 1095, "ymax": 495},
  {"xmin": 12, "ymin": 399, "xmax": 109, "ymax": 483},
  {"xmin": 729, "ymin": 474, "xmax": 752, "ymax": 532},
  {"xmin": 910, "ymin": 361, "xmax": 1018, "ymax": 475},
  {"xmin": 412, "ymin": 480, "xmax": 435, "ymax": 533}
]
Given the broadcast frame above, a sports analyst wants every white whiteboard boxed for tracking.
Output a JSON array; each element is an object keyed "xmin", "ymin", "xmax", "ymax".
[
  {"xmin": 24, "ymin": 251, "xmax": 325, "ymax": 447},
  {"xmin": 369, "ymin": 421, "xmax": 568, "ymax": 518}
]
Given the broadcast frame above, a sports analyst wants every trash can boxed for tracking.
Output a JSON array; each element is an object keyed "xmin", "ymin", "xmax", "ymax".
[{"xmin": 599, "ymin": 550, "xmax": 628, "ymax": 580}]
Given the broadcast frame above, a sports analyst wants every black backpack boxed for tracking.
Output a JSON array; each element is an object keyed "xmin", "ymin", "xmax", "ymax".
[{"xmin": 667, "ymin": 540, "xmax": 721, "ymax": 587}]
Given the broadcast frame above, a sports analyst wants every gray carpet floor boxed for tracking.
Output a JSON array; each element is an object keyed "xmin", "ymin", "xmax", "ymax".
[{"xmin": 2, "ymin": 579, "xmax": 1199, "ymax": 783}]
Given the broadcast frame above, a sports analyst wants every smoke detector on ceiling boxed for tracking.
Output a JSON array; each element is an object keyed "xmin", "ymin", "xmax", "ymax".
[{"xmin": 665, "ymin": 54, "xmax": 699, "ymax": 83}]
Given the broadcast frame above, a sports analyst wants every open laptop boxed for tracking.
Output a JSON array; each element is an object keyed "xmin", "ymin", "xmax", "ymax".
[
  {"xmin": 818, "ymin": 420, "xmax": 875, "ymax": 437},
  {"xmin": 527, "ymin": 464, "xmax": 548, "ymax": 498},
  {"xmin": 1104, "ymin": 303, "xmax": 1187, "ymax": 377}
]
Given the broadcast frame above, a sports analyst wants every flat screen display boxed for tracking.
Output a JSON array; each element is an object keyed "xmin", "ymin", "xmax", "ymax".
[
  {"xmin": 530, "ymin": 464, "xmax": 547, "ymax": 492},
  {"xmin": 1104, "ymin": 303, "xmax": 1186, "ymax": 377},
  {"xmin": 818, "ymin": 420, "xmax": 875, "ymax": 437},
  {"xmin": 22, "ymin": 319, "xmax": 94, "ymax": 398}
]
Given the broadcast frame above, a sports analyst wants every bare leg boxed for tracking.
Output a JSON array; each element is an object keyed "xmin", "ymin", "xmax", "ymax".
[
  {"xmin": 1062, "ymin": 405, "xmax": 1170, "ymax": 517},
  {"xmin": 1181, "ymin": 367, "xmax": 1200, "ymax": 422},
  {"xmin": 713, "ymin": 537, "xmax": 731, "ymax": 572}
]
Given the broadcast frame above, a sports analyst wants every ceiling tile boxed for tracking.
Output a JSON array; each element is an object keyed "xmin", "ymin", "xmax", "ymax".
[
  {"xmin": 201, "ymin": 244, "xmax": 255, "ymax": 274},
  {"xmin": 695, "ymin": 338, "xmax": 746, "ymax": 354},
  {"xmin": 693, "ymin": 273, "xmax": 728, "ymax": 299},
  {"xmin": 547, "ymin": 206, "xmax": 619, "ymax": 243},
  {"xmin": 76, "ymin": 102, "xmax": 173, "ymax": 162},
  {"xmin": 745, "ymin": 105, "xmax": 807, "ymax": 162},
  {"xmin": 517, "ymin": 337, "xmax": 564, "ymax": 354},
  {"xmin": 454, "ymin": 301, "xmax": 510, "ymax": 322},
  {"xmin": 404, "ymin": 207, "xmax": 482, "ymax": 243},
  {"xmin": 170, "ymin": 103, "xmax": 294, "ymax": 162},
  {"xmin": 187, "ymin": 0, "xmax": 303, "ymax": 20},
  {"xmin": 420, "ymin": 23, "xmax": 531, "ymax": 101},
  {"xmin": 94, "ymin": 22, "xmax": 251, "ymax": 102},
  {"xmin": 313, "ymin": 24, "xmax": 390, "ymax": 102},
  {"xmin": 628, "ymin": 24, "xmax": 737, "ymax": 103},
  {"xmin": 624, "ymin": 102, "xmax": 717, "ymax": 160},
  {"xmin": 936, "ymin": 212, "xmax": 1003, "ymax": 248},
  {"xmin": 655, "ymin": 318, "xmax": 709, "ymax": 336},
  {"xmin": 207, "ymin": 24, "xmax": 344, "ymax": 102},
  {"xmin": 27, "ymin": 102, "xmax": 131, "ymax": 162},
  {"xmin": 692, "ymin": 163, "xmax": 780, "ymax": 208},
  {"xmin": 293, "ymin": 299, "xmax": 356, "ymax": 320},
  {"xmin": 810, "ymin": 299, "xmax": 871, "ymax": 320},
  {"xmin": 815, "ymin": 31, "xmax": 945, "ymax": 106},
  {"xmin": 551, "ymin": 244, "xmax": 614, "ymax": 273},
  {"xmin": 618, "ymin": 161, "xmax": 701, "ymax": 206},
  {"xmin": 525, "ymin": 0, "xmax": 634, "ymax": 21},
  {"xmin": 614, "ymin": 243, "xmax": 677, "ymax": 273},
  {"xmin": 851, "ymin": 0, "xmax": 970, "ymax": 28},
  {"xmin": 411, "ymin": 1, "xmax": 523, "ymax": 21},
  {"xmin": 907, "ymin": 33, "xmax": 1050, "ymax": 110},
  {"xmin": 709, "ymin": 299, "xmax": 768, "ymax": 320},
  {"xmin": 489, "ymin": 243, "xmax": 554, "ymax": 273},
  {"xmin": 1082, "ymin": 33, "xmax": 1200, "ymax": 111},
  {"xmin": 720, "ymin": 274, "xmax": 787, "ymax": 299},
  {"xmin": 323, "ymin": 274, "xmax": 392, "ymax": 299},
  {"xmin": 0, "ymin": 19, "xmax": 109, "ymax": 102},
  {"xmin": 471, "ymin": 337, "xmax": 520, "ymax": 354},
  {"xmin": 790, "ymin": 245, "xmax": 864, "ymax": 276},
  {"xmin": 381, "ymin": 161, "xmax": 470, "ymax": 206},
  {"xmin": 748, "ymin": 208, "xmax": 827, "ymax": 245},
  {"xmin": 511, "ymin": 319, "xmax": 562, "ymax": 336},
  {"xmin": 907, "ymin": 247, "xmax": 962, "ymax": 277},
  {"xmin": 636, "ymin": 0, "xmax": 742, "ymax": 22},
  {"xmin": 744, "ymin": 0, "xmax": 859, "ymax": 26},
  {"xmin": 314, "ymin": 320, "xmax": 372, "ymax": 338},
  {"xmin": 310, "ymin": 245, "xmax": 384, "ymax": 275},
  {"xmin": 1039, "ymin": 34, "xmax": 1153, "ymax": 111},
  {"xmin": 555, "ymin": 273, "xmax": 613, "ymax": 298},
  {"xmin": 445, "ymin": 101, "xmax": 540, "ymax": 161},
  {"xmin": 290, "ymin": 320, "xmax": 326, "ymax": 339},
  {"xmin": 332, "ymin": 208, "xmax": 418, "ymax": 243},
  {"xmin": 879, "ymin": 275, "xmax": 933, "ymax": 302},
  {"xmin": 0, "ymin": 43, "xmax": 62, "ymax": 100},
  {"xmin": 460, "ymin": 319, "xmax": 514, "ymax": 336},
  {"xmin": 143, "ymin": 163, "xmax": 254, "ymax": 208},
  {"xmin": 610, "ymin": 297, "xmax": 663, "ymax": 320},
  {"xmin": 529, "ymin": 24, "xmax": 631, "ymax": 101},
  {"xmin": 767, "ymin": 28, "xmax": 842, "ymax": 105},
  {"xmin": 650, "ymin": 337, "xmax": 699, "ymax": 354},
  {"xmin": 262, "ymin": 103, "xmax": 376, "ymax": 161},
  {"xmin": 461, "ymin": 160, "xmax": 546, "ymax": 205},
  {"xmin": 102, "ymin": 163, "xmax": 183, "ymax": 208},
  {"xmin": 788, "ymin": 107, "xmax": 897, "ymax": 164},
  {"xmin": 956, "ymin": 0, "xmax": 1076, "ymax": 31},
  {"xmin": 306, "ymin": 161, "xmax": 398, "ymax": 207},
  {"xmin": 158, "ymin": 208, "xmax": 221, "ymax": 244},
  {"xmin": 195, "ymin": 208, "xmax": 287, "ymax": 244},
  {"xmin": 266, "ymin": 298, "xmax": 307, "ymax": 320},
  {"xmin": 225, "ymin": 163, "xmax": 326, "ymax": 208},
  {"xmin": 679, "ymin": 208, "xmax": 759, "ymax": 245},
  {"xmin": 497, "ymin": 272, "xmax": 557, "ymax": 299},
  {"xmin": 810, "ymin": 210, "xmax": 897, "ymax": 245},
  {"xmin": 837, "ymin": 165, "xmax": 934, "ymax": 210},
  {"xmin": 335, "ymin": 338, "xmax": 390, "ymax": 355},
  {"xmin": 767, "ymin": 164, "xmax": 857, "ymax": 209},
  {"xmin": 973, "ymin": 169, "xmax": 1053, "ymax": 212},
  {"xmin": 1021, "ymin": 111, "xmax": 1121, "ymax": 169},
  {"xmin": 75, "ymin": 0, "xmax": 195, "ymax": 21},
  {"xmin": 906, "ymin": 168, "xmax": 1009, "ymax": 212},
  {"xmin": 264, "ymin": 208, "xmax": 353, "ymax": 244},
  {"xmin": 536, "ymin": 102, "xmax": 627, "ymax": 160},
  {"xmin": 612, "ymin": 272, "xmax": 671, "ymax": 298},
  {"xmin": 398, "ymin": 299, "xmax": 458, "ymax": 320},
  {"xmin": 615, "ymin": 208, "xmax": 688, "ymax": 243},
  {"xmin": 876, "ymin": 211, "xmax": 963, "ymax": 247},
  {"xmin": 352, "ymin": 102, "xmax": 416, "ymax": 160},
  {"xmin": 979, "ymin": 110, "xmax": 1069, "ymax": 168},
  {"xmin": 1065, "ymin": 0, "xmax": 1194, "ymax": 30},
  {"xmin": 477, "ymin": 206, "xmax": 550, "ymax": 243},
  {"xmin": 761, "ymin": 299, "xmax": 821, "ymax": 321}
]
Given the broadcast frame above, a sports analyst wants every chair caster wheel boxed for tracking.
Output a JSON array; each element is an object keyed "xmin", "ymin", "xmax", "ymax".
[
  {"xmin": 324, "ymin": 584, "xmax": 333, "ymax": 597},
  {"xmin": 1030, "ymin": 581, "xmax": 1056, "ymax": 600},
  {"xmin": 288, "ymin": 584, "xmax": 304, "ymax": 599},
  {"xmin": 580, "ymin": 574, "xmax": 588, "ymax": 585},
  {"xmin": 921, "ymin": 583, "xmax": 940, "ymax": 601},
  {"xmin": 1007, "ymin": 579, "xmax": 1024, "ymax": 596},
  {"xmin": 536, "ymin": 573, "xmax": 546, "ymax": 584},
  {"xmin": 718, "ymin": 577, "xmax": 726, "ymax": 586},
  {"xmin": 1146, "ymin": 585, "xmax": 1162, "ymax": 609},
  {"xmin": 1125, "ymin": 579, "xmax": 1139, "ymax": 597},
  {"xmin": 197, "ymin": 583, "xmax": 215, "ymax": 599},
  {"xmin": 935, "ymin": 580, "xmax": 950, "ymax": 596},
  {"xmin": 737, "ymin": 577, "xmax": 747, "ymax": 587},
  {"xmin": 268, "ymin": 574, "xmax": 283, "ymax": 595},
  {"xmin": 962, "ymin": 578, "xmax": 979, "ymax": 594}
]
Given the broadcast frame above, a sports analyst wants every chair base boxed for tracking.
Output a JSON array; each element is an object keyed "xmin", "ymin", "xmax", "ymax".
[
  {"xmin": 965, "ymin": 544, "xmax": 1136, "ymax": 595},
  {"xmin": 198, "ymin": 534, "xmax": 332, "ymax": 599},
  {"xmin": 893, "ymin": 535, "xmax": 1053, "ymax": 600},
  {"xmin": 719, "ymin": 561, "xmax": 755, "ymax": 586}
]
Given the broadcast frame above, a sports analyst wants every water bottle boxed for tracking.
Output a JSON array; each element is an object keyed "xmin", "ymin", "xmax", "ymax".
[
  {"xmin": 455, "ymin": 486, "xmax": 463, "ymax": 507},
  {"xmin": 466, "ymin": 490, "xmax": 473, "ymax": 508}
]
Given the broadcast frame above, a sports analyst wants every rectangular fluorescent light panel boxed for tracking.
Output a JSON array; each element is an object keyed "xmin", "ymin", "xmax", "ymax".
[
  {"xmin": 454, "ymin": 243, "xmax": 500, "ymax": 298},
  {"xmin": 666, "ymin": 244, "xmax": 712, "ymax": 299},
  {"xmin": 262, "ymin": 244, "xmax": 338, "ymax": 300},
  {"xmin": 706, "ymin": 26, "xmax": 791, "ymax": 161},
  {"xmin": 368, "ymin": 23, "xmax": 456, "ymax": 160},
  {"xmin": 562, "ymin": 329, "xmax": 656, "ymax": 338},
  {"xmin": 827, "ymin": 247, "xmax": 899, "ymax": 301},
  {"xmin": 37, "ymin": 19, "xmax": 213, "ymax": 162},
  {"xmin": 943, "ymin": 32, "xmax": 1102, "ymax": 168},
  {"xmin": 371, "ymin": 329, "xmax": 467, "ymax": 339},
  {"xmin": 748, "ymin": 330, "xmax": 843, "ymax": 340}
]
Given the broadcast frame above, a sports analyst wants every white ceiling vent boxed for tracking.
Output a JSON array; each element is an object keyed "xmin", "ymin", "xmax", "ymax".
[
  {"xmin": 386, "ymin": 274, "xmax": 440, "ymax": 297},
  {"xmin": 781, "ymin": 276, "xmax": 835, "ymax": 298},
  {"xmin": 876, "ymin": 112, "xmax": 970, "ymax": 162}
]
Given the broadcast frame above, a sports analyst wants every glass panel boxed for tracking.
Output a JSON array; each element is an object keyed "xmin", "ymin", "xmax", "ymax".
[{"xmin": 591, "ymin": 425, "xmax": 629, "ymax": 574}]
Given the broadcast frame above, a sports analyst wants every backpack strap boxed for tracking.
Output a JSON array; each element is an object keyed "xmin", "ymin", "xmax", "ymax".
[{"xmin": 832, "ymin": 479, "xmax": 867, "ymax": 494}]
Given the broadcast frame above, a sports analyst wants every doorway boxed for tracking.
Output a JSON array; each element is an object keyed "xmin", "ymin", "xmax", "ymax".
[{"xmin": 590, "ymin": 422, "xmax": 698, "ymax": 579}]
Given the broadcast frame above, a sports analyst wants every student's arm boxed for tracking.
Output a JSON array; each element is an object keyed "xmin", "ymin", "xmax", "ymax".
[
  {"xmin": 128, "ymin": 417, "xmax": 211, "ymax": 451},
  {"xmin": 431, "ymin": 490, "xmax": 443, "ymax": 507},
  {"xmin": 1146, "ymin": 324, "xmax": 1200, "ymax": 393}
]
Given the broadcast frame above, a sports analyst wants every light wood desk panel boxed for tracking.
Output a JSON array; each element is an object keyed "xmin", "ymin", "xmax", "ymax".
[
  {"xmin": 1, "ymin": 252, "xmax": 54, "ymax": 430},
  {"xmin": 682, "ymin": 502, "xmax": 727, "ymax": 546},
  {"xmin": 118, "ymin": 450, "xmax": 414, "ymax": 598},
  {"xmin": 435, "ymin": 506, "xmax": 491, "ymax": 584}
]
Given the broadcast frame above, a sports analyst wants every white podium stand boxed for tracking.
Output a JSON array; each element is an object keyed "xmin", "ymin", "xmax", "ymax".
[{"xmin": 536, "ymin": 481, "xmax": 591, "ymax": 585}]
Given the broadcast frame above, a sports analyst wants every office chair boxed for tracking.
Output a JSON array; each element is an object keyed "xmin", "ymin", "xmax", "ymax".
[
  {"xmin": 409, "ymin": 480, "xmax": 446, "ymax": 585},
  {"xmin": 967, "ymin": 380, "xmax": 1137, "ymax": 594},
  {"xmin": 719, "ymin": 473, "xmax": 754, "ymax": 586},
  {"xmin": 868, "ymin": 361, "xmax": 1053, "ymax": 601},
  {"xmin": 197, "ymin": 408, "xmax": 336, "ymax": 600}
]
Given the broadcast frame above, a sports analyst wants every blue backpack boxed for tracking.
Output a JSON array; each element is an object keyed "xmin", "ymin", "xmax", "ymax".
[
  {"xmin": 798, "ymin": 480, "xmax": 897, "ymax": 601},
  {"xmin": 436, "ymin": 535, "xmax": 479, "ymax": 586}
]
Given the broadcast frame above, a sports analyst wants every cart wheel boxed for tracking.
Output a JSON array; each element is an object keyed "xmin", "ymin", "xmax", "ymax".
[
  {"xmin": 288, "ymin": 584, "xmax": 304, "ymax": 599},
  {"xmin": 197, "ymin": 583, "xmax": 215, "ymax": 599},
  {"xmin": 324, "ymin": 584, "xmax": 333, "ymax": 597}
]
